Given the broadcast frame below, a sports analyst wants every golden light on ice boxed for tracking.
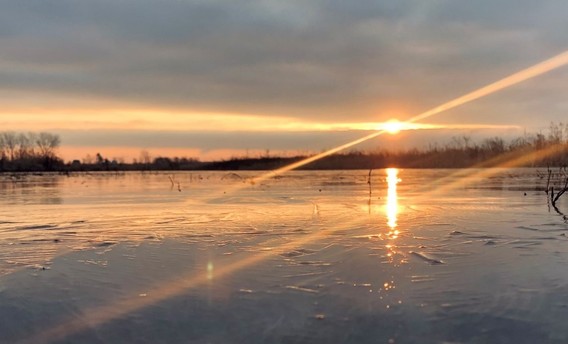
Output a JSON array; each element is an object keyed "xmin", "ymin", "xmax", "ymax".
[
  {"xmin": 21, "ymin": 48, "xmax": 568, "ymax": 344},
  {"xmin": 207, "ymin": 261, "xmax": 214, "ymax": 281},
  {"xmin": 386, "ymin": 168, "xmax": 400, "ymax": 230},
  {"xmin": 238, "ymin": 49, "xmax": 568, "ymax": 187}
]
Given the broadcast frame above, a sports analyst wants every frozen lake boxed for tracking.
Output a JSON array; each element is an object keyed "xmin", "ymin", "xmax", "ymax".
[{"xmin": 1, "ymin": 168, "xmax": 568, "ymax": 343}]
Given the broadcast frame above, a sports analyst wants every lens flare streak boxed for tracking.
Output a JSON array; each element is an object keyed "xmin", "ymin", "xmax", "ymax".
[
  {"xmin": 24, "ymin": 49, "xmax": 568, "ymax": 344},
  {"xmin": 246, "ymin": 49, "xmax": 568, "ymax": 185},
  {"xmin": 407, "ymin": 50, "xmax": 568, "ymax": 124}
]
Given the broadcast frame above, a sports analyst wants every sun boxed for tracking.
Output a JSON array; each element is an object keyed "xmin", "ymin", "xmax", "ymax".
[{"xmin": 382, "ymin": 120, "xmax": 403, "ymax": 134}]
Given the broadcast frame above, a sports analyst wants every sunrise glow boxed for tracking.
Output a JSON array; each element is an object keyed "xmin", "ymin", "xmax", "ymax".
[
  {"xmin": 382, "ymin": 120, "xmax": 404, "ymax": 134},
  {"xmin": 5, "ymin": 2, "xmax": 568, "ymax": 344}
]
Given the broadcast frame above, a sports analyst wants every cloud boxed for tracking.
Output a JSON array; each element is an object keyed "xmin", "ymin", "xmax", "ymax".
[
  {"xmin": 56, "ymin": 129, "xmax": 363, "ymax": 151},
  {"xmin": 0, "ymin": 0, "xmax": 567, "ymax": 156},
  {"xmin": 54, "ymin": 126, "xmax": 526, "ymax": 159}
]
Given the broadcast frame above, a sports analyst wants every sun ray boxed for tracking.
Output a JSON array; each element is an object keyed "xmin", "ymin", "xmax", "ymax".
[
  {"xmin": 25, "ymin": 145, "xmax": 564, "ymax": 344},
  {"xmin": 23, "ymin": 49, "xmax": 568, "ymax": 343},
  {"xmin": 240, "ymin": 49, "xmax": 568, "ymax": 187},
  {"xmin": 20, "ymin": 212, "xmax": 377, "ymax": 344},
  {"xmin": 26, "ymin": 142, "xmax": 566, "ymax": 344},
  {"xmin": 414, "ymin": 143, "xmax": 566, "ymax": 199},
  {"xmin": 407, "ymin": 50, "xmax": 568, "ymax": 124}
]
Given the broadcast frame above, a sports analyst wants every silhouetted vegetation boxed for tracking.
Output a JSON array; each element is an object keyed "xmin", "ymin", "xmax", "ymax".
[
  {"xmin": 0, "ymin": 132, "xmax": 63, "ymax": 171},
  {"xmin": 2, "ymin": 123, "xmax": 568, "ymax": 172},
  {"xmin": 203, "ymin": 122, "xmax": 568, "ymax": 170},
  {"xmin": 69, "ymin": 155, "xmax": 203, "ymax": 172},
  {"xmin": 543, "ymin": 166, "xmax": 568, "ymax": 219}
]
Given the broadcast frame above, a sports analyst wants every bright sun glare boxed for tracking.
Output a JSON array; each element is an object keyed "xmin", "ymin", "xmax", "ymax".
[{"xmin": 382, "ymin": 120, "xmax": 403, "ymax": 134}]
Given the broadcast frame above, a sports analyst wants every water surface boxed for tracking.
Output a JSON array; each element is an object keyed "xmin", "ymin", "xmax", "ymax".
[{"xmin": 1, "ymin": 169, "xmax": 567, "ymax": 343}]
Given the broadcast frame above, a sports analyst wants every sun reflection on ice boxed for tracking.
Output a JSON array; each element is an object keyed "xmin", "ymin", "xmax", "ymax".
[
  {"xmin": 386, "ymin": 168, "xmax": 400, "ymax": 232},
  {"xmin": 207, "ymin": 261, "xmax": 214, "ymax": 280},
  {"xmin": 380, "ymin": 169, "xmax": 403, "ymax": 310},
  {"xmin": 383, "ymin": 168, "xmax": 405, "ymax": 268}
]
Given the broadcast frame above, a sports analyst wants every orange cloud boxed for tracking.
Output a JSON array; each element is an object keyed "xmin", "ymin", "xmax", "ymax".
[{"xmin": 58, "ymin": 146, "xmax": 303, "ymax": 162}]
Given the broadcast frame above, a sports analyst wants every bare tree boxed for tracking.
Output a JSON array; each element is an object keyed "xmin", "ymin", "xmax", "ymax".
[
  {"xmin": 83, "ymin": 154, "xmax": 94, "ymax": 164},
  {"xmin": 17, "ymin": 132, "xmax": 36, "ymax": 160},
  {"xmin": 544, "ymin": 166, "xmax": 568, "ymax": 220},
  {"xmin": 449, "ymin": 135, "xmax": 472, "ymax": 150},
  {"xmin": 0, "ymin": 134, "xmax": 5, "ymax": 160},
  {"xmin": 2, "ymin": 132, "xmax": 17, "ymax": 161},
  {"xmin": 35, "ymin": 132, "xmax": 61, "ymax": 159},
  {"xmin": 139, "ymin": 150, "xmax": 152, "ymax": 165},
  {"xmin": 96, "ymin": 153, "xmax": 105, "ymax": 164},
  {"xmin": 548, "ymin": 122, "xmax": 564, "ymax": 145},
  {"xmin": 482, "ymin": 137, "xmax": 505, "ymax": 155}
]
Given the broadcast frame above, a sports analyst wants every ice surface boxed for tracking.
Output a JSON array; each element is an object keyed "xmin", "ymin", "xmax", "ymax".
[{"xmin": 1, "ymin": 169, "xmax": 568, "ymax": 343}]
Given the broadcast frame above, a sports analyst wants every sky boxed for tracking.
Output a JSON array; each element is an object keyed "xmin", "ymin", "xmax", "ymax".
[{"xmin": 1, "ymin": 0, "xmax": 567, "ymax": 162}]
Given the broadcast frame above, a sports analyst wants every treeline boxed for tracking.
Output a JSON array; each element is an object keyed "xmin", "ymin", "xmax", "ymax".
[
  {"xmin": 68, "ymin": 155, "xmax": 304, "ymax": 171},
  {"xmin": 204, "ymin": 122, "xmax": 568, "ymax": 170},
  {"xmin": 2, "ymin": 123, "xmax": 568, "ymax": 172},
  {"xmin": 0, "ymin": 132, "xmax": 63, "ymax": 171},
  {"xmin": 69, "ymin": 154, "xmax": 203, "ymax": 171}
]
